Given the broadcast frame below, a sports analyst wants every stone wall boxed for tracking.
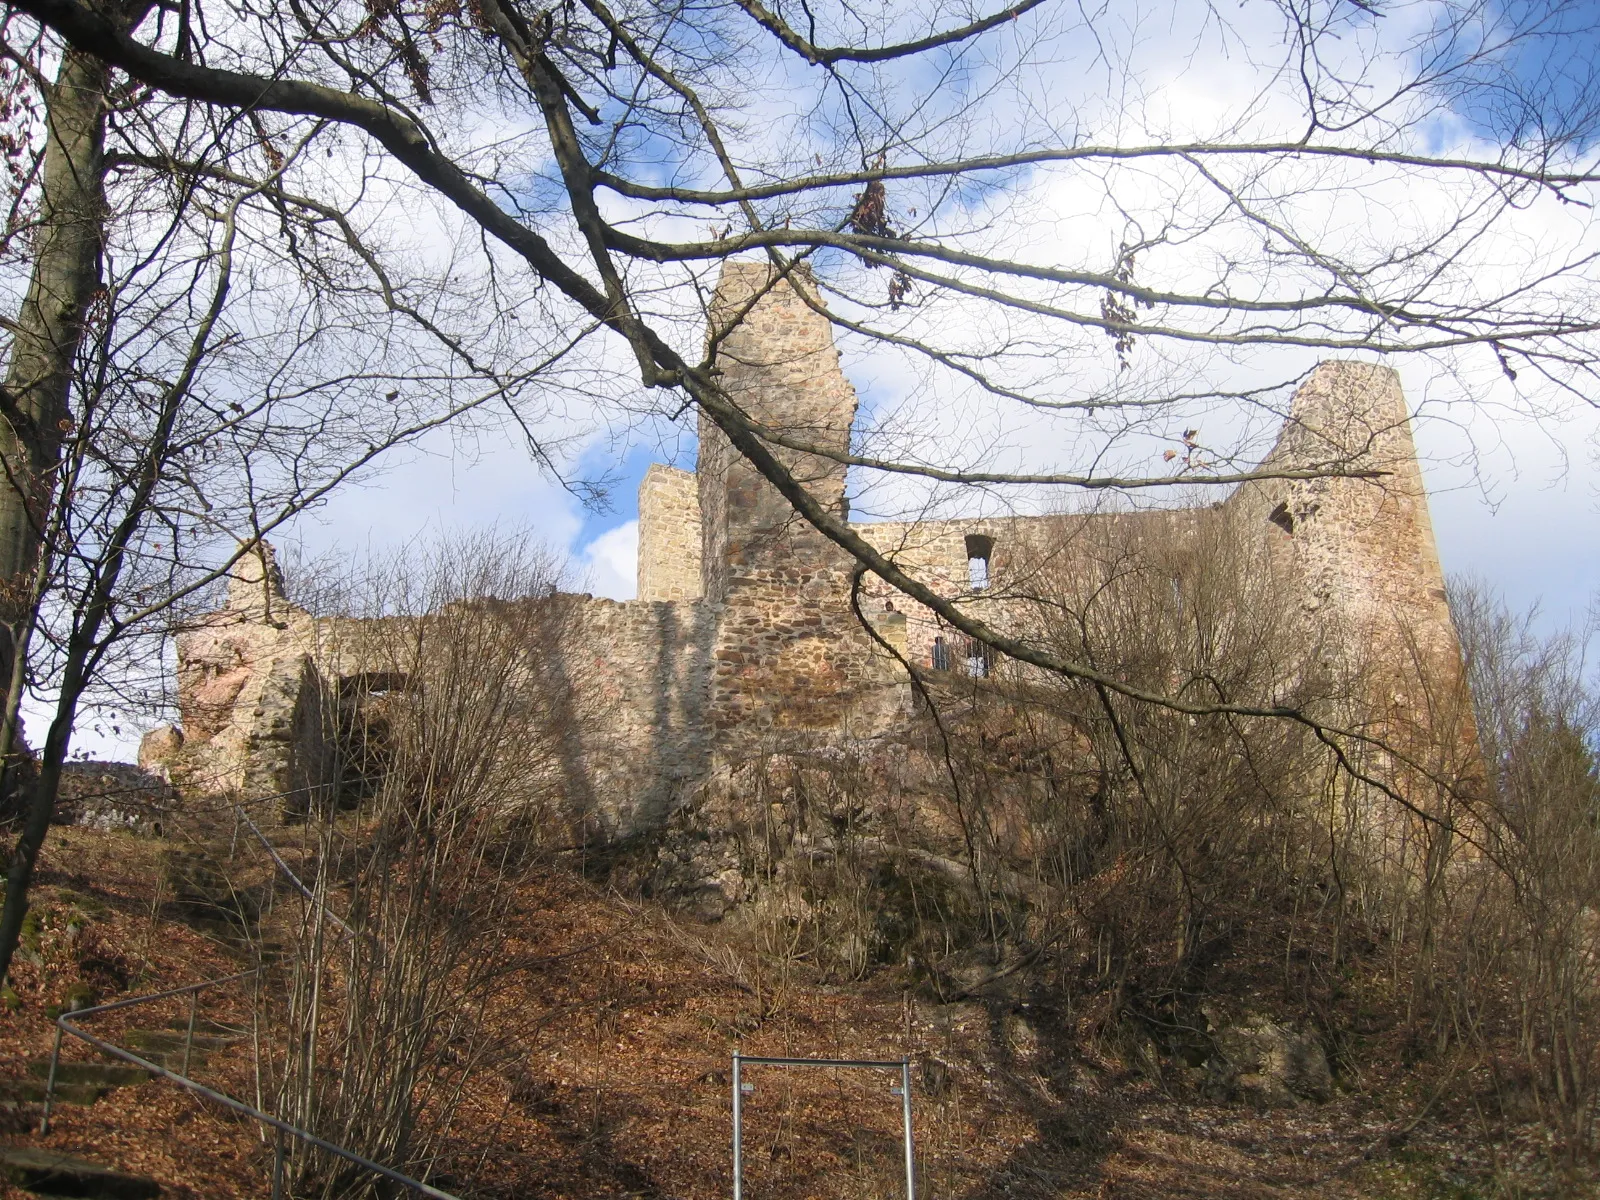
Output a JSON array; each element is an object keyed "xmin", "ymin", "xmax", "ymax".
[
  {"xmin": 1229, "ymin": 362, "xmax": 1477, "ymax": 833},
  {"xmin": 1233, "ymin": 362, "xmax": 1457, "ymax": 682},
  {"xmin": 698, "ymin": 262, "xmax": 905, "ymax": 747},
  {"xmin": 173, "ymin": 544, "xmax": 325, "ymax": 803},
  {"xmin": 159, "ymin": 268, "xmax": 1471, "ymax": 861},
  {"xmin": 554, "ymin": 597, "xmax": 714, "ymax": 836},
  {"xmin": 637, "ymin": 464, "xmax": 703, "ymax": 601},
  {"xmin": 848, "ymin": 366, "xmax": 1466, "ymax": 730},
  {"xmin": 173, "ymin": 579, "xmax": 714, "ymax": 837},
  {"xmin": 854, "ymin": 515, "xmax": 1050, "ymax": 669}
]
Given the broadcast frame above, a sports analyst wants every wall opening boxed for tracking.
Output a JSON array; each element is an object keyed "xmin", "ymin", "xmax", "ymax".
[
  {"xmin": 333, "ymin": 671, "xmax": 412, "ymax": 806},
  {"xmin": 1267, "ymin": 502, "xmax": 1295, "ymax": 535},
  {"xmin": 964, "ymin": 636, "xmax": 993, "ymax": 679},
  {"xmin": 964, "ymin": 534, "xmax": 994, "ymax": 590}
]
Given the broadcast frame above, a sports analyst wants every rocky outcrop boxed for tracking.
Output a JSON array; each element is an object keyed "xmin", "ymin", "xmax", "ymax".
[{"xmin": 1204, "ymin": 1008, "xmax": 1334, "ymax": 1107}]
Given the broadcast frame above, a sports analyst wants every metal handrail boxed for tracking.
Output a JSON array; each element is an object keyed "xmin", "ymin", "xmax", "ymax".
[
  {"xmin": 40, "ymin": 793, "xmax": 464, "ymax": 1200},
  {"xmin": 730, "ymin": 1052, "xmax": 916, "ymax": 1200}
]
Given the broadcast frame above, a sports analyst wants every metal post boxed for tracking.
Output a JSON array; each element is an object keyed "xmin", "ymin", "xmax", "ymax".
[
  {"xmin": 39, "ymin": 1024, "xmax": 63, "ymax": 1133},
  {"xmin": 271, "ymin": 1127, "xmax": 285, "ymax": 1200},
  {"xmin": 181, "ymin": 989, "xmax": 200, "ymax": 1077},
  {"xmin": 900, "ymin": 1058, "xmax": 915, "ymax": 1200},
  {"xmin": 731, "ymin": 1053, "xmax": 743, "ymax": 1200}
]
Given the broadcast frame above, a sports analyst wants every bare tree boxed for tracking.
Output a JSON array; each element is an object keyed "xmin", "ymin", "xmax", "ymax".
[
  {"xmin": 1447, "ymin": 582, "xmax": 1600, "ymax": 1157},
  {"xmin": 0, "ymin": 40, "xmax": 602, "ymax": 983},
  {"xmin": 258, "ymin": 535, "xmax": 579, "ymax": 1194},
  {"xmin": 6, "ymin": 0, "xmax": 1593, "ymax": 698},
  {"xmin": 0, "ymin": 4, "xmax": 143, "ymax": 745},
  {"xmin": 2, "ymin": 0, "xmax": 1597, "ymax": 987}
]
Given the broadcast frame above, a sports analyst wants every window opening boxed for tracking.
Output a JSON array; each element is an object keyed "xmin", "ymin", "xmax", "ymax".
[
  {"xmin": 965, "ymin": 636, "xmax": 992, "ymax": 679},
  {"xmin": 965, "ymin": 533, "xmax": 994, "ymax": 590}
]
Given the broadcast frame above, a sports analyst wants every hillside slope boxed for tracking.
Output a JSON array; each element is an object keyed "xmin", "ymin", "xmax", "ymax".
[{"xmin": 0, "ymin": 822, "xmax": 1581, "ymax": 1200}]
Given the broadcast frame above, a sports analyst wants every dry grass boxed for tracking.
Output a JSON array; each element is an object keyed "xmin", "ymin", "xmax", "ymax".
[{"xmin": 4, "ymin": 823, "xmax": 1587, "ymax": 1200}]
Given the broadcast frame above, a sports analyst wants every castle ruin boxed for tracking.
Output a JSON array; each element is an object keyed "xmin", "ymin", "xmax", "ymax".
[{"xmin": 156, "ymin": 262, "xmax": 1468, "ymax": 849}]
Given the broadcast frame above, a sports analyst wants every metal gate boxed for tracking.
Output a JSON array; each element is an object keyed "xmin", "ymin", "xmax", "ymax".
[{"xmin": 730, "ymin": 1053, "xmax": 915, "ymax": 1200}]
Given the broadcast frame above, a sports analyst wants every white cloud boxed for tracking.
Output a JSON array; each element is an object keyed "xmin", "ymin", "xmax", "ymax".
[
  {"xmin": 580, "ymin": 521, "xmax": 640, "ymax": 600},
  {"xmin": 53, "ymin": 1, "xmax": 1600, "ymax": 763},
  {"xmin": 284, "ymin": 423, "xmax": 585, "ymax": 562}
]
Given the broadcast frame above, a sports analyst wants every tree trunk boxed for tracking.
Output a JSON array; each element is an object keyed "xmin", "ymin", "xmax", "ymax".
[
  {"xmin": 0, "ymin": 44, "xmax": 108, "ymax": 987},
  {"xmin": 0, "ymin": 44, "xmax": 107, "ymax": 690}
]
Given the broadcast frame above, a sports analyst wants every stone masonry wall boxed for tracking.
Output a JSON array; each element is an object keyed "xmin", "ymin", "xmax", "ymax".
[
  {"xmin": 1231, "ymin": 362, "xmax": 1461, "ymax": 708},
  {"xmin": 698, "ymin": 262, "xmax": 905, "ymax": 747},
  {"xmin": 161, "ymin": 270, "xmax": 1471, "ymax": 861},
  {"xmin": 173, "ymin": 545, "xmax": 326, "ymax": 804},
  {"xmin": 554, "ymin": 596, "xmax": 714, "ymax": 836},
  {"xmin": 1227, "ymin": 362, "xmax": 1476, "ymax": 834},
  {"xmin": 854, "ymin": 515, "xmax": 1051, "ymax": 669},
  {"xmin": 174, "ymin": 583, "xmax": 713, "ymax": 837},
  {"xmin": 851, "ymin": 509, "xmax": 1217, "ymax": 675},
  {"xmin": 637, "ymin": 464, "xmax": 703, "ymax": 601}
]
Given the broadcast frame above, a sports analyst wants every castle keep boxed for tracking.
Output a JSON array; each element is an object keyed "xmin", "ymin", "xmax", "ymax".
[{"xmin": 158, "ymin": 262, "xmax": 1466, "ymax": 841}]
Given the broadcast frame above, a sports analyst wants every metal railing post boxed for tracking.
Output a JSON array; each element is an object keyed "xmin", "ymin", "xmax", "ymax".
[
  {"xmin": 731, "ymin": 1052, "xmax": 743, "ymax": 1200},
  {"xmin": 39, "ymin": 786, "xmax": 468, "ymax": 1200},
  {"xmin": 900, "ymin": 1058, "xmax": 915, "ymax": 1200},
  {"xmin": 39, "ymin": 1023, "xmax": 63, "ymax": 1133},
  {"xmin": 271, "ymin": 1126, "xmax": 285, "ymax": 1200},
  {"xmin": 181, "ymin": 988, "xmax": 200, "ymax": 1077}
]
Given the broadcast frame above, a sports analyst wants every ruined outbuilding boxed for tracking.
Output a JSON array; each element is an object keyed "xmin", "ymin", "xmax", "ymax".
[{"xmin": 156, "ymin": 262, "xmax": 1467, "ymax": 846}]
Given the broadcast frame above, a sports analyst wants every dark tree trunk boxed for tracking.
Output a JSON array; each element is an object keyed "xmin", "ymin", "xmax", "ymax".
[
  {"xmin": 0, "ymin": 42, "xmax": 109, "ymax": 987},
  {"xmin": 0, "ymin": 42, "xmax": 106, "ymax": 689}
]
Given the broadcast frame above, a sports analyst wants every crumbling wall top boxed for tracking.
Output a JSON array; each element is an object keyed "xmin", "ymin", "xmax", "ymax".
[{"xmin": 225, "ymin": 541, "xmax": 290, "ymax": 617}]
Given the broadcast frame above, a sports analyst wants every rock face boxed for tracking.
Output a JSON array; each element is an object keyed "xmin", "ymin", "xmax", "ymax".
[
  {"xmin": 162, "ymin": 261, "xmax": 1472, "ymax": 867},
  {"xmin": 136, "ymin": 724, "xmax": 183, "ymax": 776},
  {"xmin": 1205, "ymin": 1010, "xmax": 1334, "ymax": 1107}
]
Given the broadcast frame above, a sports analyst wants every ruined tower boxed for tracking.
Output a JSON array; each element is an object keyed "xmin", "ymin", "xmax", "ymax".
[
  {"xmin": 1235, "ymin": 362, "xmax": 1478, "ymax": 831},
  {"xmin": 1237, "ymin": 362, "xmax": 1462, "ymax": 715},
  {"xmin": 694, "ymin": 261, "xmax": 899, "ymax": 743}
]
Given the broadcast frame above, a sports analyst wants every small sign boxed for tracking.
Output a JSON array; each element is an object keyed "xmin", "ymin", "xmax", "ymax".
[
  {"xmin": 740, "ymin": 1083, "xmax": 755, "ymax": 1093},
  {"xmin": 890, "ymin": 1086, "xmax": 904, "ymax": 1096}
]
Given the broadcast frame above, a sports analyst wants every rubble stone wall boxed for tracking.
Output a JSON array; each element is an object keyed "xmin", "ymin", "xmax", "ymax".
[
  {"xmin": 555, "ymin": 596, "xmax": 715, "ymax": 836},
  {"xmin": 166, "ymin": 266, "xmax": 1470, "ymax": 853},
  {"xmin": 853, "ymin": 515, "xmax": 1059, "ymax": 669},
  {"xmin": 1233, "ymin": 361, "xmax": 1457, "ymax": 684},
  {"xmin": 697, "ymin": 263, "xmax": 905, "ymax": 748},
  {"xmin": 175, "ymin": 585, "xmax": 714, "ymax": 837},
  {"xmin": 637, "ymin": 465, "xmax": 702, "ymax": 601}
]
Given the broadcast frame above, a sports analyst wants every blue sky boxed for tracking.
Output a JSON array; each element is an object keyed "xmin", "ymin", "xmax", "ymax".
[
  {"xmin": 55, "ymin": 0, "xmax": 1600, "ymax": 758},
  {"xmin": 1436, "ymin": 0, "xmax": 1600, "ymax": 149},
  {"xmin": 277, "ymin": 0, "xmax": 1600, "ymax": 629}
]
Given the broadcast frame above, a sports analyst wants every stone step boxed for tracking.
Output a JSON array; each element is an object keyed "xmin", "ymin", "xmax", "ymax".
[
  {"xmin": 0, "ymin": 1078, "xmax": 113, "ymax": 1106},
  {"xmin": 125, "ymin": 1029, "xmax": 235, "ymax": 1055},
  {"xmin": 26, "ymin": 1061, "xmax": 154, "ymax": 1088},
  {"xmin": 210, "ymin": 935, "xmax": 284, "ymax": 962},
  {"xmin": 158, "ymin": 1016, "xmax": 246, "ymax": 1039},
  {"xmin": 120, "ymin": 1048, "xmax": 208, "ymax": 1073},
  {"xmin": 0, "ymin": 1146, "xmax": 161, "ymax": 1199}
]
